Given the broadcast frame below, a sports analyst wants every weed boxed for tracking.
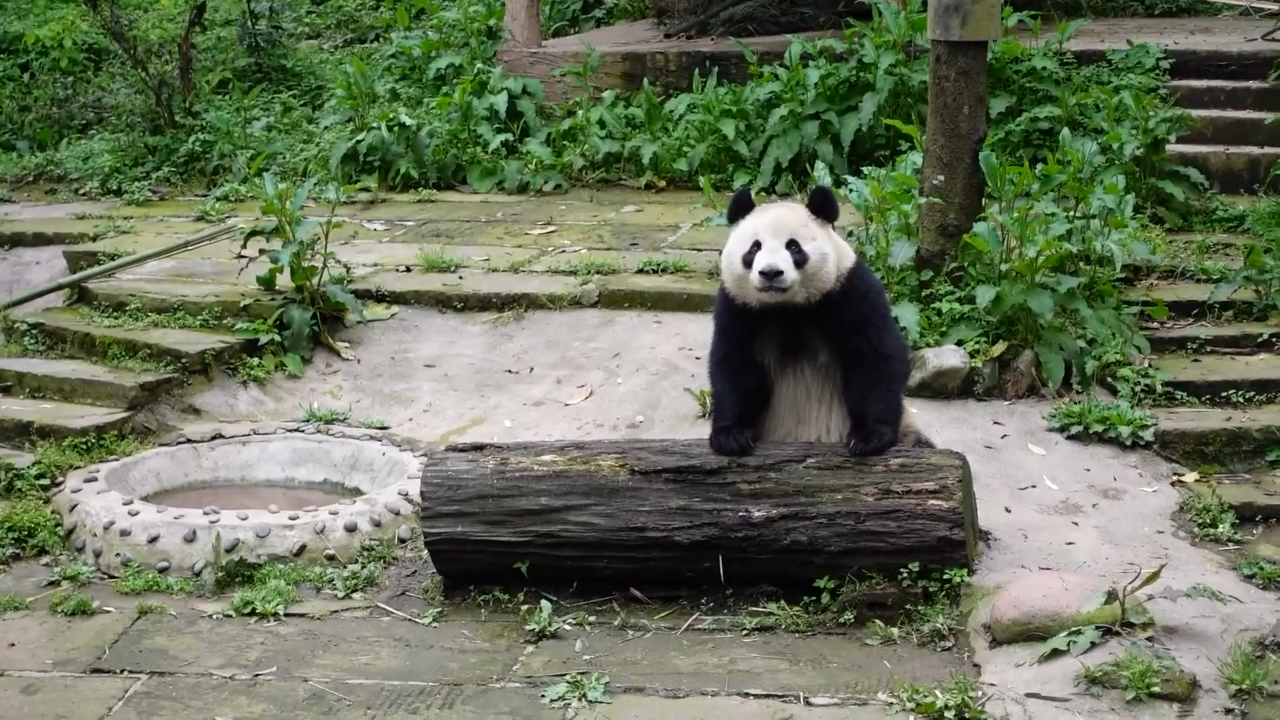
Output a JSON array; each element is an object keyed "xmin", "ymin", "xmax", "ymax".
[
  {"xmin": 49, "ymin": 592, "xmax": 98, "ymax": 616},
  {"xmin": 1030, "ymin": 564, "xmax": 1166, "ymax": 663},
  {"xmin": 232, "ymin": 175, "xmax": 366, "ymax": 377},
  {"xmin": 634, "ymin": 256, "xmax": 692, "ymax": 274},
  {"xmin": 685, "ymin": 387, "xmax": 711, "ymax": 419},
  {"xmin": 1046, "ymin": 397, "xmax": 1158, "ymax": 447},
  {"xmin": 0, "ymin": 433, "xmax": 149, "ymax": 500},
  {"xmin": 1179, "ymin": 486, "xmax": 1241, "ymax": 544},
  {"xmin": 557, "ymin": 257, "xmax": 623, "ymax": 278},
  {"xmin": 135, "ymin": 600, "xmax": 173, "ymax": 615},
  {"xmin": 1236, "ymin": 556, "xmax": 1280, "ymax": 591},
  {"xmin": 416, "ymin": 246, "xmax": 462, "ymax": 273},
  {"xmin": 1216, "ymin": 637, "xmax": 1276, "ymax": 701},
  {"xmin": 356, "ymin": 417, "xmax": 390, "ymax": 429},
  {"xmin": 76, "ymin": 302, "xmax": 226, "ymax": 331},
  {"xmin": 115, "ymin": 564, "xmax": 195, "ymax": 596},
  {"xmin": 409, "ymin": 189, "xmax": 438, "ymax": 203},
  {"xmin": 226, "ymin": 578, "xmax": 298, "ymax": 618},
  {"xmin": 193, "ymin": 197, "xmax": 233, "ymax": 222},
  {"xmin": 882, "ymin": 674, "xmax": 987, "ymax": 718},
  {"xmin": 42, "ymin": 558, "xmax": 97, "ymax": 588},
  {"xmin": 1078, "ymin": 646, "xmax": 1172, "ymax": 702},
  {"xmin": 298, "ymin": 402, "xmax": 351, "ymax": 425},
  {"xmin": 519, "ymin": 598, "xmax": 592, "ymax": 641},
  {"xmin": 540, "ymin": 672, "xmax": 611, "ymax": 709},
  {"xmin": 0, "ymin": 500, "xmax": 63, "ymax": 559},
  {"xmin": 0, "ymin": 592, "xmax": 29, "ymax": 613}
]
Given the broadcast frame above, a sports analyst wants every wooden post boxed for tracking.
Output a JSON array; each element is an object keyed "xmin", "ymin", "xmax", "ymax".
[
  {"xmin": 914, "ymin": 0, "xmax": 1003, "ymax": 276},
  {"xmin": 504, "ymin": 0, "xmax": 542, "ymax": 48}
]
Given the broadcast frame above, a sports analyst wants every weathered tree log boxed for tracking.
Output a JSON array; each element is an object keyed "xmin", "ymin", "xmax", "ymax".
[{"xmin": 419, "ymin": 439, "xmax": 980, "ymax": 593}]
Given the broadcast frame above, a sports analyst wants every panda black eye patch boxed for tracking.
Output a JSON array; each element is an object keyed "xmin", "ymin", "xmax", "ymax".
[
  {"xmin": 785, "ymin": 238, "xmax": 809, "ymax": 269},
  {"xmin": 741, "ymin": 239, "xmax": 762, "ymax": 269}
]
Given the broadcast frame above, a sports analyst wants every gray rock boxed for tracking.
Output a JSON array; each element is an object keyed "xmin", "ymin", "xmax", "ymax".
[
  {"xmin": 987, "ymin": 571, "xmax": 1145, "ymax": 644},
  {"xmin": 906, "ymin": 345, "xmax": 971, "ymax": 398},
  {"xmin": 576, "ymin": 283, "xmax": 600, "ymax": 306},
  {"xmin": 1003, "ymin": 348, "xmax": 1041, "ymax": 399}
]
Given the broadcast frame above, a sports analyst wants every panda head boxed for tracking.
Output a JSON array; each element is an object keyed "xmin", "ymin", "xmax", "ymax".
[{"xmin": 719, "ymin": 185, "xmax": 857, "ymax": 307}]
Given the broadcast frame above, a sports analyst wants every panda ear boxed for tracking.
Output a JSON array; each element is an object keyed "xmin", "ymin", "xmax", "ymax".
[
  {"xmin": 806, "ymin": 185, "xmax": 840, "ymax": 225},
  {"xmin": 726, "ymin": 186, "xmax": 756, "ymax": 226}
]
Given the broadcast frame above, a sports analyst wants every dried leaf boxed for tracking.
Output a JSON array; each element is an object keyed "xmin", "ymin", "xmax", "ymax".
[
  {"xmin": 1139, "ymin": 486, "xmax": 1158, "ymax": 493},
  {"xmin": 362, "ymin": 303, "xmax": 400, "ymax": 323},
  {"xmin": 360, "ymin": 221, "xmax": 390, "ymax": 231},
  {"xmin": 525, "ymin": 226, "xmax": 558, "ymax": 235},
  {"xmin": 562, "ymin": 384, "xmax": 593, "ymax": 406},
  {"xmin": 1044, "ymin": 478, "xmax": 1059, "ymax": 490},
  {"xmin": 1177, "ymin": 471, "xmax": 1200, "ymax": 483},
  {"xmin": 1028, "ymin": 442, "xmax": 1047, "ymax": 455}
]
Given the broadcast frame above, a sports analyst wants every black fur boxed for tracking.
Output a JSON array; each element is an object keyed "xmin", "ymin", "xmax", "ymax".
[
  {"xmin": 726, "ymin": 185, "xmax": 841, "ymax": 227},
  {"xmin": 727, "ymin": 186, "xmax": 756, "ymax": 225},
  {"xmin": 708, "ymin": 260, "xmax": 911, "ymax": 458}
]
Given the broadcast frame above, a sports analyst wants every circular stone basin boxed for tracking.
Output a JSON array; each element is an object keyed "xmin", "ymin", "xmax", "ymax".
[{"xmin": 51, "ymin": 431, "xmax": 422, "ymax": 578}]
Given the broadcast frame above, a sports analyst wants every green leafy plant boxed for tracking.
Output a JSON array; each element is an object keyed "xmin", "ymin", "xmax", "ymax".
[
  {"xmin": 233, "ymin": 174, "xmax": 367, "ymax": 376},
  {"xmin": 1046, "ymin": 397, "xmax": 1158, "ymax": 447},
  {"xmin": 540, "ymin": 672, "xmax": 611, "ymax": 709}
]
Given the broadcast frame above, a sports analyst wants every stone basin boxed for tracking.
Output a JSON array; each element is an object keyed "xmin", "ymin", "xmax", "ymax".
[{"xmin": 51, "ymin": 430, "xmax": 423, "ymax": 577}]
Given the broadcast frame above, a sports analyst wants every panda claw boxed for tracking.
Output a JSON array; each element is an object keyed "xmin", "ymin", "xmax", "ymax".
[
  {"xmin": 846, "ymin": 430, "xmax": 896, "ymax": 457},
  {"xmin": 710, "ymin": 427, "xmax": 755, "ymax": 457}
]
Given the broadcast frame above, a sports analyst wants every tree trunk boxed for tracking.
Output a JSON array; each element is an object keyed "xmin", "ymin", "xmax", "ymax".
[
  {"xmin": 915, "ymin": 40, "xmax": 990, "ymax": 276},
  {"xmin": 504, "ymin": 0, "xmax": 541, "ymax": 48},
  {"xmin": 419, "ymin": 439, "xmax": 980, "ymax": 594}
]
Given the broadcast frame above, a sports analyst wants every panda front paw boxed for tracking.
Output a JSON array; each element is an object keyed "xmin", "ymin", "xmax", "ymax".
[
  {"xmin": 710, "ymin": 425, "xmax": 755, "ymax": 457},
  {"xmin": 846, "ymin": 426, "xmax": 897, "ymax": 457}
]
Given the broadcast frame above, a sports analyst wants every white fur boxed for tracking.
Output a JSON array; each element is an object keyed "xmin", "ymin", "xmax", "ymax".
[
  {"xmin": 719, "ymin": 200, "xmax": 856, "ymax": 308},
  {"xmin": 754, "ymin": 329, "xmax": 849, "ymax": 443}
]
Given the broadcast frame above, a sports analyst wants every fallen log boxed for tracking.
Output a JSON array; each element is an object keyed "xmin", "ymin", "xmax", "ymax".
[{"xmin": 419, "ymin": 439, "xmax": 980, "ymax": 593}]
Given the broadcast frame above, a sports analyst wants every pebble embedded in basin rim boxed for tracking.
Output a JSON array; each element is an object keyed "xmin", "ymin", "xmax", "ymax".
[{"xmin": 49, "ymin": 425, "xmax": 424, "ymax": 577}]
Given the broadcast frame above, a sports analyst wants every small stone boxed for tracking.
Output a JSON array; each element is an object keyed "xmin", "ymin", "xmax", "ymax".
[
  {"xmin": 70, "ymin": 486, "xmax": 82, "ymax": 494},
  {"xmin": 314, "ymin": 522, "xmax": 326, "ymax": 534},
  {"xmin": 62, "ymin": 519, "xmax": 77, "ymax": 534},
  {"xmin": 303, "ymin": 505, "xmax": 318, "ymax": 512},
  {"xmin": 96, "ymin": 487, "xmax": 110, "ymax": 495},
  {"xmin": 267, "ymin": 504, "xmax": 280, "ymax": 514},
  {"xmin": 906, "ymin": 345, "xmax": 972, "ymax": 398},
  {"xmin": 1003, "ymin": 348, "xmax": 1042, "ymax": 400},
  {"xmin": 68, "ymin": 501, "xmax": 80, "ymax": 513},
  {"xmin": 290, "ymin": 541, "xmax": 307, "ymax": 557},
  {"xmin": 236, "ymin": 511, "xmax": 249, "ymax": 521},
  {"xmin": 328, "ymin": 508, "xmax": 339, "ymax": 515},
  {"xmin": 343, "ymin": 519, "xmax": 358, "ymax": 533},
  {"xmin": 155, "ymin": 505, "xmax": 168, "ymax": 513},
  {"xmin": 397, "ymin": 488, "xmax": 409, "ymax": 497},
  {"xmin": 193, "ymin": 559, "xmax": 208, "ymax": 575},
  {"xmin": 118, "ymin": 527, "xmax": 132, "ymax": 538},
  {"xmin": 369, "ymin": 515, "xmax": 381, "ymax": 528},
  {"xmin": 208, "ymin": 516, "xmax": 220, "ymax": 524},
  {"xmin": 987, "ymin": 571, "xmax": 1139, "ymax": 644},
  {"xmin": 384, "ymin": 501, "xmax": 400, "ymax": 515},
  {"xmin": 155, "ymin": 561, "xmax": 171, "ymax": 574},
  {"xmin": 91, "ymin": 542, "xmax": 103, "ymax": 558},
  {"xmin": 255, "ymin": 526, "xmax": 271, "ymax": 539},
  {"xmin": 84, "ymin": 474, "xmax": 99, "ymax": 483},
  {"xmin": 576, "ymin": 282, "xmax": 600, "ymax": 306},
  {"xmin": 202, "ymin": 506, "xmax": 220, "ymax": 515},
  {"xmin": 121, "ymin": 497, "xmax": 134, "ymax": 506},
  {"xmin": 287, "ymin": 512, "xmax": 300, "ymax": 520},
  {"xmin": 147, "ymin": 532, "xmax": 160, "ymax": 544},
  {"xmin": 183, "ymin": 528, "xmax": 197, "ymax": 543},
  {"xmin": 223, "ymin": 537, "xmax": 240, "ymax": 553},
  {"xmin": 127, "ymin": 508, "xmax": 140, "ymax": 517},
  {"xmin": 396, "ymin": 525, "xmax": 413, "ymax": 543},
  {"xmin": 303, "ymin": 427, "xmax": 317, "ymax": 435},
  {"xmin": 119, "ymin": 552, "xmax": 133, "ymax": 566},
  {"xmin": 103, "ymin": 518, "xmax": 116, "ymax": 531},
  {"xmin": 339, "ymin": 498, "xmax": 355, "ymax": 506},
  {"xmin": 323, "ymin": 549, "xmax": 338, "ymax": 561},
  {"xmin": 73, "ymin": 538, "xmax": 86, "ymax": 552}
]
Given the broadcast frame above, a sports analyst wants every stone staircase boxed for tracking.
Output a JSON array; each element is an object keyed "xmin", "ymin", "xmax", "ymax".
[{"xmin": 1170, "ymin": 77, "xmax": 1280, "ymax": 194}]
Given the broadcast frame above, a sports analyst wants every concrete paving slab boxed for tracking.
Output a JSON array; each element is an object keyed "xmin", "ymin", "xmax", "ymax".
[
  {"xmin": 0, "ymin": 675, "xmax": 136, "ymax": 720},
  {"xmin": 92, "ymin": 615, "xmax": 525, "ymax": 683},
  {"xmin": 0, "ymin": 395, "xmax": 136, "ymax": 443},
  {"xmin": 0, "ymin": 611, "xmax": 133, "ymax": 671},
  {"xmin": 517, "ymin": 629, "xmax": 970, "ymax": 696}
]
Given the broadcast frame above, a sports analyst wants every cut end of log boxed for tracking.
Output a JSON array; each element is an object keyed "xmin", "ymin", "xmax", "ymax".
[{"xmin": 419, "ymin": 440, "xmax": 981, "ymax": 594}]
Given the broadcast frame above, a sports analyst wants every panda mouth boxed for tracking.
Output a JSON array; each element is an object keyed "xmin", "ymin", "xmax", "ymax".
[{"xmin": 758, "ymin": 285, "xmax": 789, "ymax": 294}]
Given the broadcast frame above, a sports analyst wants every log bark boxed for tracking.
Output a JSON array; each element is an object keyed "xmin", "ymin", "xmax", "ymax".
[
  {"xmin": 419, "ymin": 439, "xmax": 980, "ymax": 594},
  {"xmin": 504, "ymin": 0, "xmax": 541, "ymax": 48}
]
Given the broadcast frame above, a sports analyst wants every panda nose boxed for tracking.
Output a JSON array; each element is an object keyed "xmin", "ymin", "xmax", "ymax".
[{"xmin": 758, "ymin": 268, "xmax": 784, "ymax": 282}]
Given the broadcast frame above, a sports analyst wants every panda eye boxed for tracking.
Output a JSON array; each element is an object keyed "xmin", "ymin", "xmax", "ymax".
[
  {"xmin": 785, "ymin": 239, "xmax": 801, "ymax": 252},
  {"xmin": 749, "ymin": 240, "xmax": 762, "ymax": 252}
]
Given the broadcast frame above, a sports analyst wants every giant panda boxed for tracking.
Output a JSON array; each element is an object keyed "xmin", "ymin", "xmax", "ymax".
[{"xmin": 707, "ymin": 184, "xmax": 934, "ymax": 457}]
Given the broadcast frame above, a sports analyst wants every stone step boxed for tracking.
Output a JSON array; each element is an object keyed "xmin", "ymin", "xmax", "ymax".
[
  {"xmin": 78, "ymin": 278, "xmax": 275, "ymax": 320},
  {"xmin": 1122, "ymin": 282, "xmax": 1256, "ymax": 318},
  {"xmin": 1168, "ymin": 79, "xmax": 1280, "ymax": 113},
  {"xmin": 1167, "ymin": 143, "xmax": 1280, "ymax": 195},
  {"xmin": 1181, "ymin": 109, "xmax": 1280, "ymax": 148},
  {"xmin": 1152, "ymin": 353, "xmax": 1280, "ymax": 399},
  {"xmin": 1186, "ymin": 471, "xmax": 1280, "ymax": 522},
  {"xmin": 1155, "ymin": 404, "xmax": 1280, "ymax": 471},
  {"xmin": 1164, "ymin": 232, "xmax": 1252, "ymax": 247},
  {"xmin": 14, "ymin": 308, "xmax": 246, "ymax": 372},
  {"xmin": 0, "ymin": 357, "xmax": 180, "ymax": 409},
  {"xmin": 0, "ymin": 395, "xmax": 135, "ymax": 444},
  {"xmin": 1146, "ymin": 321, "xmax": 1280, "ymax": 353},
  {"xmin": 0, "ymin": 445, "xmax": 35, "ymax": 469}
]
